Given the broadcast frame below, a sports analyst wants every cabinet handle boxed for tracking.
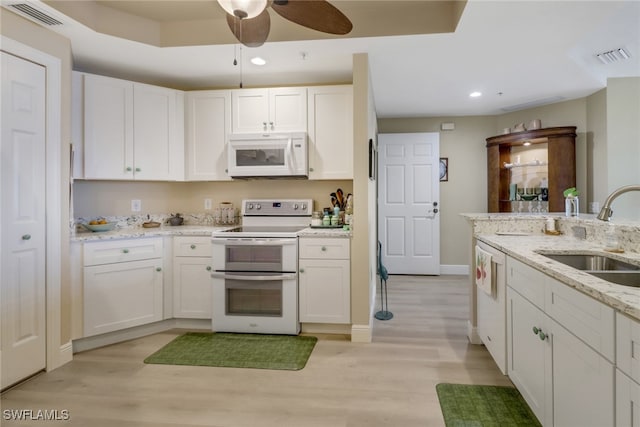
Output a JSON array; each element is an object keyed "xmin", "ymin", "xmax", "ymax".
[
  {"xmin": 22, "ymin": 234, "xmax": 31, "ymax": 240},
  {"xmin": 300, "ymin": 268, "xmax": 305, "ymax": 273},
  {"xmin": 321, "ymin": 246, "xmax": 327, "ymax": 251},
  {"xmin": 126, "ymin": 167, "xmax": 132, "ymax": 172},
  {"xmin": 122, "ymin": 249, "xmax": 129, "ymax": 254},
  {"xmin": 190, "ymin": 244, "xmax": 196, "ymax": 249},
  {"xmin": 263, "ymin": 122, "xmax": 267, "ymax": 130},
  {"xmin": 135, "ymin": 167, "xmax": 141, "ymax": 172},
  {"xmin": 206, "ymin": 266, "xmax": 212, "ymax": 271},
  {"xmin": 539, "ymin": 331, "xmax": 547, "ymax": 341},
  {"xmin": 156, "ymin": 267, "xmax": 162, "ymax": 272},
  {"xmin": 309, "ymin": 167, "xmax": 314, "ymax": 172},
  {"xmin": 532, "ymin": 326, "xmax": 539, "ymax": 335},
  {"xmin": 269, "ymin": 121, "xmax": 274, "ymax": 130}
]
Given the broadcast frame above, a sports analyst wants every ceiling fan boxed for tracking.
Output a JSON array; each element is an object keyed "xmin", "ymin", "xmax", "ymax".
[{"xmin": 218, "ymin": 0, "xmax": 353, "ymax": 47}]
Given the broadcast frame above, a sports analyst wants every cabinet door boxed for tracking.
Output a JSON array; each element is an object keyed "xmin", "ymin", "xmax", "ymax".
[
  {"xmin": 173, "ymin": 257, "xmax": 213, "ymax": 319},
  {"xmin": 185, "ymin": 90, "xmax": 231, "ymax": 181},
  {"xmin": 133, "ymin": 83, "xmax": 184, "ymax": 180},
  {"xmin": 550, "ymin": 318, "xmax": 614, "ymax": 427},
  {"xmin": 507, "ymin": 287, "xmax": 547, "ymax": 425},
  {"xmin": 83, "ymin": 73, "xmax": 134, "ymax": 179},
  {"xmin": 307, "ymin": 85, "xmax": 353, "ymax": 179},
  {"xmin": 83, "ymin": 258, "xmax": 163, "ymax": 337},
  {"xmin": 231, "ymin": 89, "xmax": 269, "ymax": 133},
  {"xmin": 299, "ymin": 259, "xmax": 350, "ymax": 324},
  {"xmin": 269, "ymin": 87, "xmax": 307, "ymax": 132},
  {"xmin": 616, "ymin": 369, "xmax": 640, "ymax": 427}
]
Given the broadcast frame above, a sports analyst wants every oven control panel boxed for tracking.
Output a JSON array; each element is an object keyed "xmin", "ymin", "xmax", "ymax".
[{"xmin": 242, "ymin": 199, "xmax": 313, "ymax": 216}]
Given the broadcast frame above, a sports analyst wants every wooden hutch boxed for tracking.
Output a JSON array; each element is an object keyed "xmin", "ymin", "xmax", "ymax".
[{"xmin": 486, "ymin": 126, "xmax": 577, "ymax": 213}]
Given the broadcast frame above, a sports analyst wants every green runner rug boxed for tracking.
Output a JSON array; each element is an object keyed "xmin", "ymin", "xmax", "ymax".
[
  {"xmin": 144, "ymin": 332, "xmax": 317, "ymax": 371},
  {"xmin": 436, "ymin": 383, "xmax": 541, "ymax": 427}
]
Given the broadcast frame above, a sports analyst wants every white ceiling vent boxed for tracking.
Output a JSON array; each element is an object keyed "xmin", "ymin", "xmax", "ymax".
[
  {"xmin": 4, "ymin": 2, "xmax": 64, "ymax": 26},
  {"xmin": 596, "ymin": 48, "xmax": 631, "ymax": 64}
]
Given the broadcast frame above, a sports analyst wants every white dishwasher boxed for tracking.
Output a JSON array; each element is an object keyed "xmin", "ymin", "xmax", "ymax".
[{"xmin": 476, "ymin": 240, "xmax": 507, "ymax": 375}]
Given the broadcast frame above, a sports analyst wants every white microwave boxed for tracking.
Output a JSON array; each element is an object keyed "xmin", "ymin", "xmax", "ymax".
[{"xmin": 227, "ymin": 132, "xmax": 308, "ymax": 178}]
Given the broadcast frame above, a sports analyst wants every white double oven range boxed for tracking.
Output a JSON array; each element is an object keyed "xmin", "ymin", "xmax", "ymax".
[{"xmin": 211, "ymin": 199, "xmax": 312, "ymax": 335}]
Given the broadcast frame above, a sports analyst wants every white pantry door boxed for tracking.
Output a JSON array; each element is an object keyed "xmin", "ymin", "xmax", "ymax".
[
  {"xmin": 378, "ymin": 133, "xmax": 440, "ymax": 274},
  {"xmin": 1, "ymin": 52, "xmax": 47, "ymax": 389}
]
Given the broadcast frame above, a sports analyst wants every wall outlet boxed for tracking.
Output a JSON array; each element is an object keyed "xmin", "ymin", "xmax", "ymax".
[
  {"xmin": 204, "ymin": 198, "xmax": 212, "ymax": 210},
  {"xmin": 131, "ymin": 199, "xmax": 141, "ymax": 212}
]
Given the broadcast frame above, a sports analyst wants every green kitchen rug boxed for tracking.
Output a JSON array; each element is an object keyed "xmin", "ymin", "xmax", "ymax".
[
  {"xmin": 436, "ymin": 383, "xmax": 541, "ymax": 427},
  {"xmin": 144, "ymin": 332, "xmax": 317, "ymax": 371}
]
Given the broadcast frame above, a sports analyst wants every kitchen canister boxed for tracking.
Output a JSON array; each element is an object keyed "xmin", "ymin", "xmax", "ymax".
[
  {"xmin": 311, "ymin": 211, "xmax": 322, "ymax": 226},
  {"xmin": 565, "ymin": 196, "xmax": 579, "ymax": 217}
]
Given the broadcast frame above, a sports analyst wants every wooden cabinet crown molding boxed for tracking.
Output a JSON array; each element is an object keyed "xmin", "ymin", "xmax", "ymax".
[{"xmin": 486, "ymin": 126, "xmax": 577, "ymax": 147}]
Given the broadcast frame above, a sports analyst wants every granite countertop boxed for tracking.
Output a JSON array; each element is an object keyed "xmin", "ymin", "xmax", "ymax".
[
  {"xmin": 72, "ymin": 225, "xmax": 351, "ymax": 242},
  {"xmin": 476, "ymin": 233, "xmax": 640, "ymax": 321}
]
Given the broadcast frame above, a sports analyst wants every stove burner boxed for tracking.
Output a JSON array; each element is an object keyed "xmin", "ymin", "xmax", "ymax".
[{"xmin": 221, "ymin": 226, "xmax": 307, "ymax": 233}]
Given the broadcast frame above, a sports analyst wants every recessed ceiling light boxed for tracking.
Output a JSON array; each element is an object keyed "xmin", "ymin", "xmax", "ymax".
[
  {"xmin": 251, "ymin": 57, "xmax": 266, "ymax": 66},
  {"xmin": 469, "ymin": 91, "xmax": 482, "ymax": 98}
]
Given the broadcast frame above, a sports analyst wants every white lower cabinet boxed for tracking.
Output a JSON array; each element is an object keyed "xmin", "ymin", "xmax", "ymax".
[
  {"xmin": 616, "ymin": 370, "xmax": 640, "ymax": 427},
  {"xmin": 172, "ymin": 236, "xmax": 213, "ymax": 319},
  {"xmin": 617, "ymin": 312, "xmax": 640, "ymax": 427},
  {"xmin": 506, "ymin": 256, "xmax": 615, "ymax": 427},
  {"xmin": 83, "ymin": 238, "xmax": 164, "ymax": 337},
  {"xmin": 298, "ymin": 238, "xmax": 350, "ymax": 324}
]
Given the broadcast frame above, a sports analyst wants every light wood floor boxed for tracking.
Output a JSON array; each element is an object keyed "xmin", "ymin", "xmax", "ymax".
[{"xmin": 1, "ymin": 275, "xmax": 512, "ymax": 426}]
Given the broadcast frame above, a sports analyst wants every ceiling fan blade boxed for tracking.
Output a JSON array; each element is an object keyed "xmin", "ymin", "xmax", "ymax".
[
  {"xmin": 226, "ymin": 9, "xmax": 270, "ymax": 47},
  {"xmin": 271, "ymin": 0, "xmax": 352, "ymax": 35}
]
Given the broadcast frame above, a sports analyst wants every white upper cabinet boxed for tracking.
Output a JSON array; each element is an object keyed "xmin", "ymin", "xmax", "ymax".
[
  {"xmin": 231, "ymin": 87, "xmax": 307, "ymax": 134},
  {"xmin": 307, "ymin": 85, "xmax": 353, "ymax": 179},
  {"xmin": 75, "ymin": 72, "xmax": 184, "ymax": 181},
  {"xmin": 185, "ymin": 90, "xmax": 231, "ymax": 181}
]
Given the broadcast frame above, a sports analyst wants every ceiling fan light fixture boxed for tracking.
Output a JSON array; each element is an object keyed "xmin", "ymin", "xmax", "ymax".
[{"xmin": 218, "ymin": 0, "xmax": 267, "ymax": 19}]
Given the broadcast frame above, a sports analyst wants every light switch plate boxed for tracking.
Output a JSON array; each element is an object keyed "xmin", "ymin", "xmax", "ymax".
[
  {"xmin": 131, "ymin": 199, "xmax": 141, "ymax": 212},
  {"xmin": 204, "ymin": 198, "xmax": 212, "ymax": 210}
]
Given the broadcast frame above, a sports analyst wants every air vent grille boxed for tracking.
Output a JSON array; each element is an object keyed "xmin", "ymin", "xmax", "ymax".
[
  {"xmin": 596, "ymin": 48, "xmax": 631, "ymax": 64},
  {"xmin": 9, "ymin": 3, "xmax": 63, "ymax": 26}
]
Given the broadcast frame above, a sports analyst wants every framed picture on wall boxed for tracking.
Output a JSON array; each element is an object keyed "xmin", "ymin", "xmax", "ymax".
[
  {"xmin": 369, "ymin": 139, "xmax": 377, "ymax": 180},
  {"xmin": 439, "ymin": 157, "xmax": 448, "ymax": 182}
]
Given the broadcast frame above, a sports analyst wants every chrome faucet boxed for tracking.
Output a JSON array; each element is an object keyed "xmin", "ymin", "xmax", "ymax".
[{"xmin": 597, "ymin": 184, "xmax": 640, "ymax": 221}]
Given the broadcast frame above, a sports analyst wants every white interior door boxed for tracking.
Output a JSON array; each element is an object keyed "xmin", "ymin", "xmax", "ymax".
[
  {"xmin": 1, "ymin": 51, "xmax": 47, "ymax": 389},
  {"xmin": 378, "ymin": 133, "xmax": 440, "ymax": 274}
]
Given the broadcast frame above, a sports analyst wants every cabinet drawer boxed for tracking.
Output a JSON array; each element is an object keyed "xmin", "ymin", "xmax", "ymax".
[
  {"xmin": 299, "ymin": 238, "xmax": 349, "ymax": 259},
  {"xmin": 173, "ymin": 236, "xmax": 213, "ymax": 257},
  {"xmin": 545, "ymin": 278, "xmax": 615, "ymax": 362},
  {"xmin": 617, "ymin": 312, "xmax": 640, "ymax": 383},
  {"xmin": 507, "ymin": 256, "xmax": 545, "ymax": 309},
  {"xmin": 83, "ymin": 237, "xmax": 163, "ymax": 266}
]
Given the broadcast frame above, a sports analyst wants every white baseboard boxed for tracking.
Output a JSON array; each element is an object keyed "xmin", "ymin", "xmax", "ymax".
[
  {"xmin": 351, "ymin": 324, "xmax": 372, "ymax": 343},
  {"xmin": 58, "ymin": 341, "xmax": 73, "ymax": 366},
  {"xmin": 467, "ymin": 320, "xmax": 482, "ymax": 345},
  {"xmin": 301, "ymin": 323, "xmax": 351, "ymax": 335},
  {"xmin": 73, "ymin": 319, "xmax": 176, "ymax": 353},
  {"xmin": 440, "ymin": 264, "xmax": 469, "ymax": 275}
]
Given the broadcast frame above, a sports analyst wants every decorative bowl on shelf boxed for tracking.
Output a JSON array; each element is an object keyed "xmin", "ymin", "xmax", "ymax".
[{"xmin": 81, "ymin": 222, "xmax": 117, "ymax": 232}]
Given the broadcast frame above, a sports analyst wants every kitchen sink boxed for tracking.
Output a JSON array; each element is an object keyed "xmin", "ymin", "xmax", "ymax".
[
  {"xmin": 588, "ymin": 271, "xmax": 640, "ymax": 288},
  {"xmin": 539, "ymin": 252, "xmax": 640, "ymax": 287},
  {"xmin": 540, "ymin": 253, "xmax": 639, "ymax": 271}
]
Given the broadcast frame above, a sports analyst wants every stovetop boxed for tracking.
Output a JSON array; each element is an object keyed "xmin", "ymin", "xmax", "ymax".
[{"xmin": 212, "ymin": 199, "xmax": 312, "ymax": 239}]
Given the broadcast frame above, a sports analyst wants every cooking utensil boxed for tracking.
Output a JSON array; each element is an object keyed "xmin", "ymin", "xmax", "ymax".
[
  {"xmin": 336, "ymin": 188, "xmax": 344, "ymax": 208},
  {"xmin": 330, "ymin": 196, "xmax": 338, "ymax": 207}
]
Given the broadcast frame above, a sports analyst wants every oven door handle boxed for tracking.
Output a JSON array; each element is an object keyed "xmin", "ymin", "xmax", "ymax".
[
  {"xmin": 211, "ymin": 239, "xmax": 297, "ymax": 246},
  {"xmin": 211, "ymin": 272, "xmax": 297, "ymax": 281}
]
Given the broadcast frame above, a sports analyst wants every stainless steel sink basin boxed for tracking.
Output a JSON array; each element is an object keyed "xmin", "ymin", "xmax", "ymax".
[
  {"xmin": 539, "ymin": 252, "xmax": 640, "ymax": 287},
  {"xmin": 541, "ymin": 253, "xmax": 639, "ymax": 271},
  {"xmin": 588, "ymin": 271, "xmax": 640, "ymax": 288}
]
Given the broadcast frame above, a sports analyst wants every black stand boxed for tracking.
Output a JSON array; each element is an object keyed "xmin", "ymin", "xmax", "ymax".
[{"xmin": 374, "ymin": 275, "xmax": 393, "ymax": 321}]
